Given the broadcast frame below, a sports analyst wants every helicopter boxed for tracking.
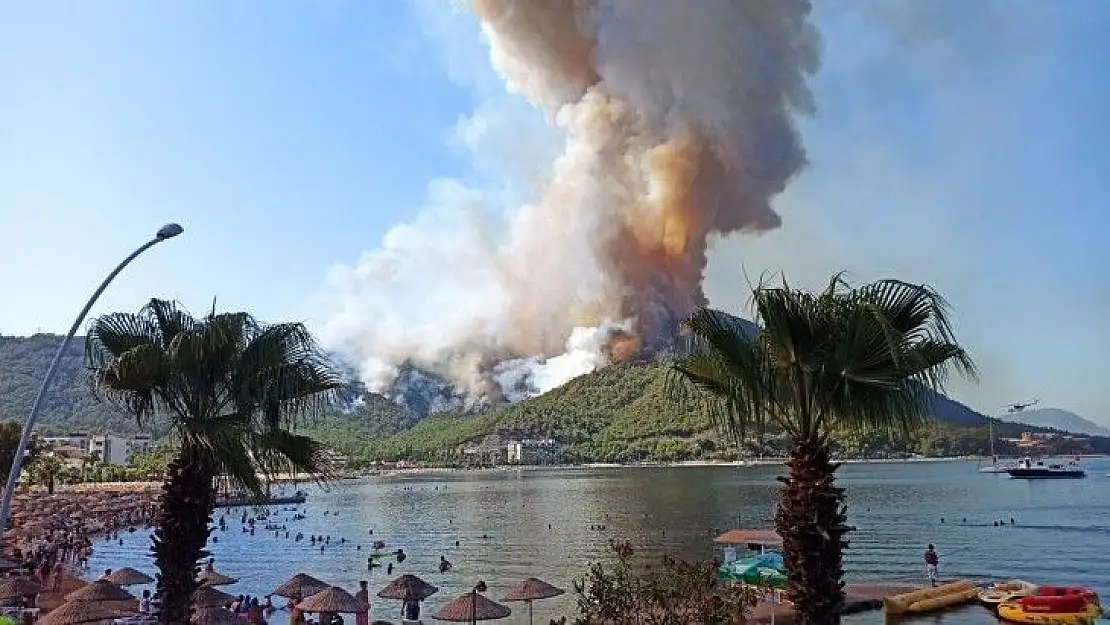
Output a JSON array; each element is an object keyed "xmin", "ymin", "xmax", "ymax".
[{"xmin": 1003, "ymin": 398, "xmax": 1039, "ymax": 413}]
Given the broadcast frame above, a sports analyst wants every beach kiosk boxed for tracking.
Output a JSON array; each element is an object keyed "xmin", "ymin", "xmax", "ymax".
[{"xmin": 715, "ymin": 529, "xmax": 789, "ymax": 622}]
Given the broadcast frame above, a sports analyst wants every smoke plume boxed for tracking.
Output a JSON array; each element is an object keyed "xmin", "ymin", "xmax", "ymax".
[{"xmin": 321, "ymin": 0, "xmax": 820, "ymax": 402}]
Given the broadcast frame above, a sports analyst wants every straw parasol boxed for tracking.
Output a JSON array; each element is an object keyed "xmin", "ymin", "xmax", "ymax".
[
  {"xmin": 433, "ymin": 591, "xmax": 511, "ymax": 622},
  {"xmin": 197, "ymin": 568, "xmax": 238, "ymax": 586},
  {"xmin": 64, "ymin": 580, "xmax": 134, "ymax": 603},
  {"xmin": 103, "ymin": 567, "xmax": 154, "ymax": 587},
  {"xmin": 273, "ymin": 573, "xmax": 330, "ymax": 600},
  {"xmin": 377, "ymin": 574, "xmax": 438, "ymax": 601},
  {"xmin": 297, "ymin": 586, "xmax": 370, "ymax": 614},
  {"xmin": 190, "ymin": 604, "xmax": 240, "ymax": 624},
  {"xmin": 502, "ymin": 578, "xmax": 565, "ymax": 625},
  {"xmin": 193, "ymin": 584, "xmax": 235, "ymax": 607},
  {"xmin": 0, "ymin": 576, "xmax": 43, "ymax": 602},
  {"xmin": 36, "ymin": 600, "xmax": 126, "ymax": 625}
]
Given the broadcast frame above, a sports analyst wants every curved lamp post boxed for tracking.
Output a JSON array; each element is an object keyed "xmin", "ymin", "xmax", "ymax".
[{"xmin": 0, "ymin": 223, "xmax": 184, "ymax": 539}]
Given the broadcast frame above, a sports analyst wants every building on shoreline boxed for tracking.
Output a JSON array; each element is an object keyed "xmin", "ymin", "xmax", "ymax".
[{"xmin": 42, "ymin": 433, "xmax": 154, "ymax": 465}]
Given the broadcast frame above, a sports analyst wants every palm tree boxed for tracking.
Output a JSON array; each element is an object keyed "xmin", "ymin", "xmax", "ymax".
[
  {"xmin": 666, "ymin": 275, "xmax": 975, "ymax": 625},
  {"xmin": 85, "ymin": 298, "xmax": 342, "ymax": 624}
]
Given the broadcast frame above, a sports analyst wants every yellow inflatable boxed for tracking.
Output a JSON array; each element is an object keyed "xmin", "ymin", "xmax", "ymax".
[
  {"xmin": 884, "ymin": 581, "xmax": 977, "ymax": 615},
  {"xmin": 998, "ymin": 599, "xmax": 1102, "ymax": 624}
]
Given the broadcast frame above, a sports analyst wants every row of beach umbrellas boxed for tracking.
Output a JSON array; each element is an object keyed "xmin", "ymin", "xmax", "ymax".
[
  {"xmin": 275, "ymin": 571, "xmax": 565, "ymax": 624},
  {"xmin": 0, "ymin": 559, "xmax": 566, "ymax": 624}
]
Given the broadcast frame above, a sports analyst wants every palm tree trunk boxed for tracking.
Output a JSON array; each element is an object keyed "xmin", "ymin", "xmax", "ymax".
[
  {"xmin": 774, "ymin": 438, "xmax": 852, "ymax": 625},
  {"xmin": 153, "ymin": 450, "xmax": 214, "ymax": 624}
]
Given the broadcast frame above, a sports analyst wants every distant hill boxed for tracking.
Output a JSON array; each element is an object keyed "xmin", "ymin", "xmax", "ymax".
[
  {"xmin": 0, "ymin": 334, "xmax": 138, "ymax": 434},
  {"xmin": 1002, "ymin": 408, "xmax": 1110, "ymax": 437},
  {"xmin": 4, "ymin": 333, "xmax": 1105, "ymax": 464},
  {"xmin": 0, "ymin": 334, "xmax": 418, "ymax": 449},
  {"xmin": 363, "ymin": 359, "xmax": 1055, "ymax": 464}
]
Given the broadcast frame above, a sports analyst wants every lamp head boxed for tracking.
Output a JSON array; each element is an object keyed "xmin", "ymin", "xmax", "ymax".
[{"xmin": 156, "ymin": 223, "xmax": 184, "ymax": 240}]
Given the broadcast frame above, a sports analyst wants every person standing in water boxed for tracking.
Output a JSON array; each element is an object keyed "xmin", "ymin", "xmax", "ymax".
[{"xmin": 924, "ymin": 544, "xmax": 939, "ymax": 586}]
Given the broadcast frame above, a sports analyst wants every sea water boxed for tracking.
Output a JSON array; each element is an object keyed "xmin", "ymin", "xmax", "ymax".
[{"xmin": 90, "ymin": 458, "xmax": 1110, "ymax": 624}]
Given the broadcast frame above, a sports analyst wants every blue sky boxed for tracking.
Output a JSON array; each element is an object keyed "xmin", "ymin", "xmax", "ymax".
[{"xmin": 2, "ymin": 1, "xmax": 1109, "ymax": 423}]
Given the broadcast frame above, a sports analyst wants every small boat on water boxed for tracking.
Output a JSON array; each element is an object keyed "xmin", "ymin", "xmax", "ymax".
[
  {"xmin": 980, "ymin": 580, "xmax": 1038, "ymax": 610},
  {"xmin": 1007, "ymin": 457, "xmax": 1086, "ymax": 479},
  {"xmin": 980, "ymin": 462, "xmax": 1014, "ymax": 474},
  {"xmin": 997, "ymin": 586, "xmax": 1101, "ymax": 624}
]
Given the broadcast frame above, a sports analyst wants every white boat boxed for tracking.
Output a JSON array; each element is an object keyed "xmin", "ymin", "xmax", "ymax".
[
  {"xmin": 979, "ymin": 464, "xmax": 1011, "ymax": 474},
  {"xmin": 978, "ymin": 579, "xmax": 1038, "ymax": 610},
  {"xmin": 1007, "ymin": 457, "xmax": 1086, "ymax": 479}
]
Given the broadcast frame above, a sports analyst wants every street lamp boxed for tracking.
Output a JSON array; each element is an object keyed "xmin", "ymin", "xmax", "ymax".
[{"xmin": 0, "ymin": 223, "xmax": 184, "ymax": 539}]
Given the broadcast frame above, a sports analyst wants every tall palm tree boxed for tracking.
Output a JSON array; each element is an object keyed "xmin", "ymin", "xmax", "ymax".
[
  {"xmin": 85, "ymin": 299, "xmax": 342, "ymax": 624},
  {"xmin": 666, "ymin": 275, "xmax": 976, "ymax": 625}
]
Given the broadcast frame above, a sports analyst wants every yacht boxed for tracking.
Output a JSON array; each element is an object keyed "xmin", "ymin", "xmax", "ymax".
[{"xmin": 1006, "ymin": 457, "xmax": 1086, "ymax": 479}]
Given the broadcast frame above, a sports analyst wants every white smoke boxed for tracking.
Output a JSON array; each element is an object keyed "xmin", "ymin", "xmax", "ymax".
[{"xmin": 319, "ymin": 0, "xmax": 818, "ymax": 402}]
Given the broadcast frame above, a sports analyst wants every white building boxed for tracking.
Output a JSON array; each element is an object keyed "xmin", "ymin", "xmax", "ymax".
[{"xmin": 87, "ymin": 434, "xmax": 154, "ymax": 465}]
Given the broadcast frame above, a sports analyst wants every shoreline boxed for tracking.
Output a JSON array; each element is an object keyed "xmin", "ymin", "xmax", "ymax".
[{"xmin": 47, "ymin": 453, "xmax": 1107, "ymax": 488}]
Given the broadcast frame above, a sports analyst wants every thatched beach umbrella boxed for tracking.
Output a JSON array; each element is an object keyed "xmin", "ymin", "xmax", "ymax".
[
  {"xmin": 198, "ymin": 568, "xmax": 238, "ymax": 586},
  {"xmin": 64, "ymin": 580, "xmax": 133, "ymax": 603},
  {"xmin": 433, "ymin": 591, "xmax": 511, "ymax": 623},
  {"xmin": 36, "ymin": 599, "xmax": 126, "ymax": 625},
  {"xmin": 190, "ymin": 604, "xmax": 240, "ymax": 624},
  {"xmin": 298, "ymin": 586, "xmax": 370, "ymax": 614},
  {"xmin": 273, "ymin": 572, "xmax": 330, "ymax": 600},
  {"xmin": 193, "ymin": 584, "xmax": 235, "ymax": 607},
  {"xmin": 502, "ymin": 578, "xmax": 565, "ymax": 625},
  {"xmin": 104, "ymin": 567, "xmax": 154, "ymax": 586},
  {"xmin": 377, "ymin": 574, "xmax": 438, "ymax": 601},
  {"xmin": 0, "ymin": 576, "xmax": 42, "ymax": 603}
]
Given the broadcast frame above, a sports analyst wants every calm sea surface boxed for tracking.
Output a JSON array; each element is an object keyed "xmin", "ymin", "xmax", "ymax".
[{"xmin": 89, "ymin": 458, "xmax": 1110, "ymax": 624}]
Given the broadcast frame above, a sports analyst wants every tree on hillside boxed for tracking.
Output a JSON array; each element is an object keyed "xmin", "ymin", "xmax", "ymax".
[
  {"xmin": 666, "ymin": 275, "xmax": 976, "ymax": 625},
  {"xmin": 85, "ymin": 298, "xmax": 342, "ymax": 624}
]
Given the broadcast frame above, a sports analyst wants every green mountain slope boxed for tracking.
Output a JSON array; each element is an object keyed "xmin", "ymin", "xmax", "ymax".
[
  {"xmin": 0, "ymin": 334, "xmax": 418, "ymax": 449},
  {"xmin": 0, "ymin": 334, "xmax": 138, "ymax": 434},
  {"xmin": 3, "ymin": 334, "xmax": 1105, "ymax": 464},
  {"xmin": 364, "ymin": 360, "xmax": 1105, "ymax": 464}
]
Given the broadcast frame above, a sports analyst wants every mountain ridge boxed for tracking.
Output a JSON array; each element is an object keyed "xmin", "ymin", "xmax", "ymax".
[
  {"xmin": 1001, "ymin": 407, "xmax": 1110, "ymax": 437},
  {"xmin": 2, "ymin": 333, "xmax": 1105, "ymax": 464}
]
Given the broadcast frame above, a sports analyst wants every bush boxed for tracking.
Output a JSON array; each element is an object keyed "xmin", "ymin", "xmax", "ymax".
[{"xmin": 553, "ymin": 540, "xmax": 758, "ymax": 625}]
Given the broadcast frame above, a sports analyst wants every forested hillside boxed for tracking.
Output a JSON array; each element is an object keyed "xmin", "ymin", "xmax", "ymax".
[
  {"xmin": 360, "ymin": 360, "xmax": 1107, "ymax": 463},
  {"xmin": 0, "ymin": 334, "xmax": 137, "ymax": 434},
  {"xmin": 2, "ymin": 333, "xmax": 1105, "ymax": 464},
  {"xmin": 0, "ymin": 333, "xmax": 419, "ymax": 443}
]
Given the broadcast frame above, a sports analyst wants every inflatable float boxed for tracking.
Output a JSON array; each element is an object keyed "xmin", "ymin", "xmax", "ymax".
[
  {"xmin": 998, "ymin": 586, "xmax": 1102, "ymax": 624},
  {"xmin": 981, "ymin": 580, "xmax": 1039, "ymax": 610},
  {"xmin": 883, "ymin": 580, "xmax": 978, "ymax": 615}
]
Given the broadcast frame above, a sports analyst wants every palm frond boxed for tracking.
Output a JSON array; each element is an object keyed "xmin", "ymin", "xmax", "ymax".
[
  {"xmin": 668, "ymin": 274, "xmax": 977, "ymax": 449},
  {"xmin": 666, "ymin": 308, "xmax": 776, "ymax": 443}
]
